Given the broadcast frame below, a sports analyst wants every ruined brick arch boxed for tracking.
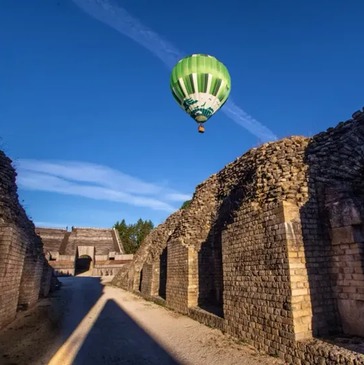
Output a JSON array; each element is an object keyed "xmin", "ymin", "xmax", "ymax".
[
  {"xmin": 140, "ymin": 245, "xmax": 169, "ymax": 300},
  {"xmin": 132, "ymin": 256, "xmax": 149, "ymax": 293},
  {"xmin": 299, "ymin": 119, "xmax": 364, "ymax": 338},
  {"xmin": 193, "ymin": 175, "xmax": 255, "ymax": 318},
  {"xmin": 196, "ymin": 231, "xmax": 224, "ymax": 317},
  {"xmin": 137, "ymin": 253, "xmax": 154, "ymax": 295}
]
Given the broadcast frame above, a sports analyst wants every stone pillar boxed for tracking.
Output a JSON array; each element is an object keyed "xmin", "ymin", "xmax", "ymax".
[
  {"xmin": 140, "ymin": 261, "xmax": 153, "ymax": 295},
  {"xmin": 282, "ymin": 201, "xmax": 313, "ymax": 341},
  {"xmin": 132, "ymin": 266, "xmax": 140, "ymax": 292},
  {"xmin": 187, "ymin": 247, "xmax": 198, "ymax": 308},
  {"xmin": 150, "ymin": 259, "xmax": 160, "ymax": 297},
  {"xmin": 166, "ymin": 240, "xmax": 190, "ymax": 314}
]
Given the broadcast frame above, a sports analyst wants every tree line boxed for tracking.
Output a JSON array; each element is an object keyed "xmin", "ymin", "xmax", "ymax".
[
  {"xmin": 113, "ymin": 218, "xmax": 154, "ymax": 254},
  {"xmin": 114, "ymin": 201, "xmax": 191, "ymax": 254}
]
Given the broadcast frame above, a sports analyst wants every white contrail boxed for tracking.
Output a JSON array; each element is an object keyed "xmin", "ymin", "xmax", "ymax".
[
  {"xmin": 72, "ymin": 0, "xmax": 277, "ymax": 142},
  {"xmin": 72, "ymin": 0, "xmax": 182, "ymax": 69},
  {"xmin": 222, "ymin": 100, "xmax": 278, "ymax": 141}
]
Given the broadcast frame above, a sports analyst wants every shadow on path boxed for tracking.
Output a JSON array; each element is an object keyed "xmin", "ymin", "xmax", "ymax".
[{"xmin": 56, "ymin": 277, "xmax": 103, "ymax": 342}]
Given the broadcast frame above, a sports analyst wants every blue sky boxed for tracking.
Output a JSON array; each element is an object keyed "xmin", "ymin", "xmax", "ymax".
[{"xmin": 1, "ymin": 0, "xmax": 363, "ymax": 228}]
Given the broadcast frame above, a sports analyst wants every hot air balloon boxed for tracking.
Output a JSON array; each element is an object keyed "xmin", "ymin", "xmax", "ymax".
[{"xmin": 170, "ymin": 54, "xmax": 231, "ymax": 133}]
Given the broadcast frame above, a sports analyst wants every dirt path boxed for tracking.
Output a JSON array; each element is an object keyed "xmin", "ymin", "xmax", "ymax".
[
  {"xmin": 0, "ymin": 295, "xmax": 63, "ymax": 365},
  {"xmin": 0, "ymin": 277, "xmax": 284, "ymax": 365}
]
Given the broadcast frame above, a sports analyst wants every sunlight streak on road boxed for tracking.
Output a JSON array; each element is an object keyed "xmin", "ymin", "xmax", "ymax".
[{"xmin": 48, "ymin": 297, "xmax": 106, "ymax": 365}]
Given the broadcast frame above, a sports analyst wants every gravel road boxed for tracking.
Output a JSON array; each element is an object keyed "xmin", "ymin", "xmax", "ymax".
[{"xmin": 0, "ymin": 277, "xmax": 284, "ymax": 365}]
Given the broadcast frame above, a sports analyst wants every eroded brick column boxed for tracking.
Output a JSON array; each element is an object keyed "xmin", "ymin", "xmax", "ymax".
[
  {"xmin": 0, "ymin": 225, "xmax": 26, "ymax": 328},
  {"xmin": 18, "ymin": 250, "xmax": 44, "ymax": 310},
  {"xmin": 39, "ymin": 259, "xmax": 52, "ymax": 297}
]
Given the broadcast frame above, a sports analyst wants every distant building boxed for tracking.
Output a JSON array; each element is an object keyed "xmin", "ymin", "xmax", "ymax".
[{"xmin": 36, "ymin": 226, "xmax": 133, "ymax": 277}]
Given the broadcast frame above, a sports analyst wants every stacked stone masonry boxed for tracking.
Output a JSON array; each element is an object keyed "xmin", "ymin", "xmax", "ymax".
[
  {"xmin": 0, "ymin": 152, "xmax": 55, "ymax": 328},
  {"xmin": 112, "ymin": 108, "xmax": 364, "ymax": 364}
]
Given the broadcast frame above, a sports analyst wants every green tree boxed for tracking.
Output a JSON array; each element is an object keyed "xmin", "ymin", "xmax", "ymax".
[
  {"xmin": 113, "ymin": 218, "xmax": 154, "ymax": 254},
  {"xmin": 180, "ymin": 199, "xmax": 192, "ymax": 210}
]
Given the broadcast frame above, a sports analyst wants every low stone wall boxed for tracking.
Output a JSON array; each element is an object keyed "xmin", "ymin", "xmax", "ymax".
[
  {"xmin": 48, "ymin": 257, "xmax": 75, "ymax": 276},
  {"xmin": 92, "ymin": 264, "xmax": 127, "ymax": 277},
  {"xmin": 0, "ymin": 151, "xmax": 56, "ymax": 328}
]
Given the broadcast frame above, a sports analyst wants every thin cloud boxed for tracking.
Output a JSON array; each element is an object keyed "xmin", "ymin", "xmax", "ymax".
[
  {"xmin": 18, "ymin": 159, "xmax": 162, "ymax": 195},
  {"xmin": 72, "ymin": 0, "xmax": 277, "ymax": 142},
  {"xmin": 16, "ymin": 159, "xmax": 190, "ymax": 212},
  {"xmin": 165, "ymin": 193, "xmax": 192, "ymax": 202},
  {"xmin": 35, "ymin": 221, "xmax": 69, "ymax": 229}
]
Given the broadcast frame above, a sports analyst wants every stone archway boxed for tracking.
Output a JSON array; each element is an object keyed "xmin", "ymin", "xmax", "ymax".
[
  {"xmin": 75, "ymin": 255, "xmax": 92, "ymax": 275},
  {"xmin": 75, "ymin": 246, "xmax": 95, "ymax": 276}
]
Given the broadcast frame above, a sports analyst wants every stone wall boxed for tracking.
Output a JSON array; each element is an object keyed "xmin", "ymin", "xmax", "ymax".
[
  {"xmin": 35, "ymin": 227, "xmax": 67, "ymax": 254},
  {"xmin": 113, "ymin": 108, "xmax": 364, "ymax": 364},
  {"xmin": 36, "ymin": 226, "xmax": 121, "ymax": 256},
  {"xmin": 66, "ymin": 227, "xmax": 120, "ymax": 255},
  {"xmin": 0, "ymin": 152, "xmax": 55, "ymax": 328}
]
